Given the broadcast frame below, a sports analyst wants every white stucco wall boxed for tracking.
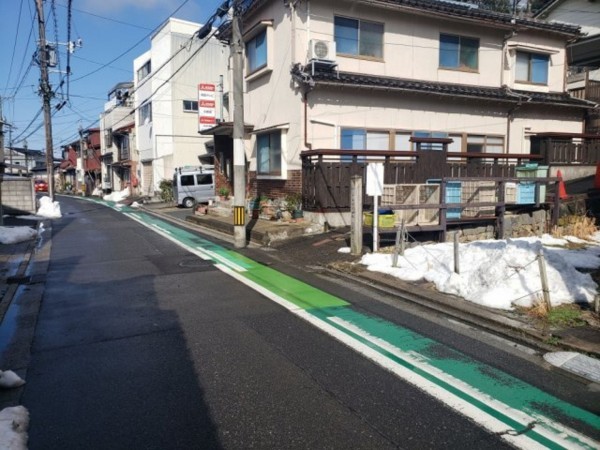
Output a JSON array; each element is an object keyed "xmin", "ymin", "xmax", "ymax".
[{"xmin": 133, "ymin": 18, "xmax": 229, "ymax": 189}]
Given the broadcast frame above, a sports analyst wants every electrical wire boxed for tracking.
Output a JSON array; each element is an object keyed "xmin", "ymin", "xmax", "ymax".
[
  {"xmin": 3, "ymin": 0, "xmax": 26, "ymax": 96},
  {"xmin": 71, "ymin": 0, "xmax": 190, "ymax": 83}
]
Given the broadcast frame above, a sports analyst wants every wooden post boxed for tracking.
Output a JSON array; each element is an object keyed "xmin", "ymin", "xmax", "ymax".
[
  {"xmin": 392, "ymin": 220, "xmax": 405, "ymax": 267},
  {"xmin": 454, "ymin": 232, "xmax": 460, "ymax": 274},
  {"xmin": 552, "ymin": 180, "xmax": 560, "ymax": 229},
  {"xmin": 350, "ymin": 175, "xmax": 363, "ymax": 255},
  {"xmin": 538, "ymin": 249, "xmax": 552, "ymax": 311},
  {"xmin": 497, "ymin": 180, "xmax": 505, "ymax": 239},
  {"xmin": 400, "ymin": 220, "xmax": 406, "ymax": 256}
]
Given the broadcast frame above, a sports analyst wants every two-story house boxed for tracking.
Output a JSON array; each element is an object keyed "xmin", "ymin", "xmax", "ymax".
[
  {"xmin": 535, "ymin": 0, "xmax": 600, "ymax": 133},
  {"xmin": 210, "ymin": 0, "xmax": 595, "ymax": 225},
  {"xmin": 134, "ymin": 17, "xmax": 229, "ymax": 197},
  {"xmin": 4, "ymin": 146, "xmax": 46, "ymax": 176},
  {"xmin": 100, "ymin": 81, "xmax": 136, "ymax": 193}
]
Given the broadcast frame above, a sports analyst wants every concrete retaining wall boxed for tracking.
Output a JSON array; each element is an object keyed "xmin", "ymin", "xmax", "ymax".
[{"xmin": 1, "ymin": 177, "xmax": 36, "ymax": 214}]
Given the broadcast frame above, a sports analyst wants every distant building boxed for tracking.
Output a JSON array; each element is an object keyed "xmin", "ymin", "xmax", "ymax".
[
  {"xmin": 4, "ymin": 146, "xmax": 46, "ymax": 175},
  {"xmin": 133, "ymin": 17, "xmax": 229, "ymax": 197},
  {"xmin": 99, "ymin": 81, "xmax": 135, "ymax": 193}
]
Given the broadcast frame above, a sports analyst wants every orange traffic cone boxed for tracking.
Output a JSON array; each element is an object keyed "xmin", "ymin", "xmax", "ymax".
[
  {"xmin": 594, "ymin": 163, "xmax": 600, "ymax": 189},
  {"xmin": 557, "ymin": 169, "xmax": 568, "ymax": 200}
]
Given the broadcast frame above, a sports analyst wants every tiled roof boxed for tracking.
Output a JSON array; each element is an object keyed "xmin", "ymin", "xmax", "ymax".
[
  {"xmin": 371, "ymin": 0, "xmax": 581, "ymax": 35},
  {"xmin": 219, "ymin": 0, "xmax": 581, "ymax": 37},
  {"xmin": 306, "ymin": 68, "xmax": 595, "ymax": 108}
]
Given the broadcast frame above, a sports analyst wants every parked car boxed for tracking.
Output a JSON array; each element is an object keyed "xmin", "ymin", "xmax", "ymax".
[
  {"xmin": 34, "ymin": 179, "xmax": 48, "ymax": 192},
  {"xmin": 172, "ymin": 165, "xmax": 215, "ymax": 208}
]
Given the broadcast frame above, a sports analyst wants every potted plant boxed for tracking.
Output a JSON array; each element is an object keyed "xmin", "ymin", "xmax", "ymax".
[
  {"xmin": 285, "ymin": 192, "xmax": 303, "ymax": 219},
  {"xmin": 218, "ymin": 186, "xmax": 230, "ymax": 200}
]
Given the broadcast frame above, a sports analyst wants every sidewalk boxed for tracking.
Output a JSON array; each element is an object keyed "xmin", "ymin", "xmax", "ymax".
[{"xmin": 140, "ymin": 202, "xmax": 600, "ymax": 363}]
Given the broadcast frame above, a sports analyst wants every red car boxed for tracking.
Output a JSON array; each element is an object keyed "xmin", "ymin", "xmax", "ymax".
[{"xmin": 34, "ymin": 179, "xmax": 48, "ymax": 192}]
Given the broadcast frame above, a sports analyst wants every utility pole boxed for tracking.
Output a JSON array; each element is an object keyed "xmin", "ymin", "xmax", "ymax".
[
  {"xmin": 35, "ymin": 0, "xmax": 55, "ymax": 200},
  {"xmin": 0, "ymin": 97, "xmax": 5, "ymax": 226},
  {"xmin": 232, "ymin": 0, "xmax": 246, "ymax": 248}
]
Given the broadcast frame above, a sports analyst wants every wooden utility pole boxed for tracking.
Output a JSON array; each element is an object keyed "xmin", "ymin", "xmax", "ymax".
[
  {"xmin": 0, "ymin": 97, "xmax": 5, "ymax": 226},
  {"xmin": 350, "ymin": 175, "xmax": 363, "ymax": 255},
  {"xmin": 232, "ymin": 0, "xmax": 246, "ymax": 248},
  {"xmin": 35, "ymin": 0, "xmax": 55, "ymax": 200}
]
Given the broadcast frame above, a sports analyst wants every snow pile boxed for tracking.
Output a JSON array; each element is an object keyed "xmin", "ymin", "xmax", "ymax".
[
  {"xmin": 0, "ymin": 406, "xmax": 29, "ymax": 450},
  {"xmin": 0, "ymin": 371, "xmax": 25, "ymax": 389},
  {"xmin": 103, "ymin": 187, "xmax": 130, "ymax": 203},
  {"xmin": 36, "ymin": 196, "xmax": 62, "ymax": 219},
  {"xmin": 0, "ymin": 227, "xmax": 37, "ymax": 245},
  {"xmin": 92, "ymin": 186, "xmax": 103, "ymax": 196},
  {"xmin": 360, "ymin": 234, "xmax": 600, "ymax": 310}
]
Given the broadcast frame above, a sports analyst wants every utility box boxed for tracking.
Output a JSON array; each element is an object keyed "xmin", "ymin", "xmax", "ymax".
[
  {"xmin": 427, "ymin": 179, "xmax": 461, "ymax": 219},
  {"xmin": 516, "ymin": 164, "xmax": 548, "ymax": 204}
]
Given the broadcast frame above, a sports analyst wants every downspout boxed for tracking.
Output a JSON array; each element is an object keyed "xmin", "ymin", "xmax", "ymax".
[
  {"xmin": 304, "ymin": 91, "xmax": 312, "ymax": 150},
  {"xmin": 501, "ymin": 30, "xmax": 517, "ymax": 88},
  {"xmin": 504, "ymin": 87, "xmax": 528, "ymax": 153}
]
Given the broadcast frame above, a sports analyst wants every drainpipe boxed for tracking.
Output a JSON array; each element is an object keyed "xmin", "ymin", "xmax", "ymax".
[
  {"xmin": 501, "ymin": 30, "xmax": 517, "ymax": 87},
  {"xmin": 304, "ymin": 91, "xmax": 312, "ymax": 150}
]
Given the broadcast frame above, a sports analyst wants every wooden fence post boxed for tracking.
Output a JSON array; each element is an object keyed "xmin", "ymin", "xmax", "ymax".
[
  {"xmin": 350, "ymin": 175, "xmax": 363, "ymax": 256},
  {"xmin": 538, "ymin": 249, "xmax": 552, "ymax": 311}
]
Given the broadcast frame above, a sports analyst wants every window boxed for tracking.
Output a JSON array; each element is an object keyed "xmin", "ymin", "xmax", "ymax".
[
  {"xmin": 413, "ymin": 131, "xmax": 449, "ymax": 151},
  {"xmin": 119, "ymin": 135, "xmax": 130, "ymax": 161},
  {"xmin": 394, "ymin": 132, "xmax": 412, "ymax": 151},
  {"xmin": 180, "ymin": 175, "xmax": 195, "ymax": 186},
  {"xmin": 257, "ymin": 131, "xmax": 281, "ymax": 175},
  {"xmin": 183, "ymin": 100, "xmax": 198, "ymax": 112},
  {"xmin": 341, "ymin": 129, "xmax": 390, "ymax": 161},
  {"xmin": 247, "ymin": 29, "xmax": 267, "ymax": 73},
  {"xmin": 139, "ymin": 102, "xmax": 152, "ymax": 124},
  {"xmin": 196, "ymin": 174, "xmax": 212, "ymax": 185},
  {"xmin": 466, "ymin": 135, "xmax": 504, "ymax": 153},
  {"xmin": 516, "ymin": 51, "xmax": 549, "ymax": 84},
  {"xmin": 334, "ymin": 16, "xmax": 383, "ymax": 59},
  {"xmin": 137, "ymin": 60, "xmax": 151, "ymax": 81},
  {"xmin": 439, "ymin": 34, "xmax": 479, "ymax": 70}
]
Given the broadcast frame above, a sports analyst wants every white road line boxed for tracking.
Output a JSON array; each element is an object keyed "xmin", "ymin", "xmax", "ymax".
[
  {"xmin": 329, "ymin": 317, "xmax": 597, "ymax": 450},
  {"xmin": 123, "ymin": 210, "xmax": 597, "ymax": 449},
  {"xmin": 215, "ymin": 264, "xmax": 549, "ymax": 450}
]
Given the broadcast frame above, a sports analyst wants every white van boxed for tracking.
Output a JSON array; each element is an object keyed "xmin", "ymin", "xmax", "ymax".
[{"xmin": 172, "ymin": 165, "xmax": 215, "ymax": 208}]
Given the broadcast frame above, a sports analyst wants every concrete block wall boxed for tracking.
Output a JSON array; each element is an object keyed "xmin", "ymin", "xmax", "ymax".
[{"xmin": 1, "ymin": 178, "xmax": 36, "ymax": 214}]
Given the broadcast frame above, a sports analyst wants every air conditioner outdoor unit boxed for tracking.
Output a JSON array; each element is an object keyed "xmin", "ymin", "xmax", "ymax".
[{"xmin": 308, "ymin": 39, "xmax": 336, "ymax": 62}]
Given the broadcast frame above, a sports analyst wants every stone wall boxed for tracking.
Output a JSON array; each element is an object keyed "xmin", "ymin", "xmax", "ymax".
[
  {"xmin": 445, "ymin": 209, "xmax": 549, "ymax": 243},
  {"xmin": 1, "ymin": 177, "xmax": 36, "ymax": 214}
]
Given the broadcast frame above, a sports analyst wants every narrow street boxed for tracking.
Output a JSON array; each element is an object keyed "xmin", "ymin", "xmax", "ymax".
[{"xmin": 15, "ymin": 196, "xmax": 600, "ymax": 449}]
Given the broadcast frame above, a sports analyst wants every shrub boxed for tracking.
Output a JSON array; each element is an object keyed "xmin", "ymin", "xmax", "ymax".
[{"xmin": 159, "ymin": 179, "xmax": 174, "ymax": 202}]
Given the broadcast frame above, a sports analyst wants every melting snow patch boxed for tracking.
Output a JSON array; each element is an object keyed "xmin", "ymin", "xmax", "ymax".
[
  {"xmin": 0, "ymin": 227, "xmax": 37, "ymax": 245},
  {"xmin": 0, "ymin": 406, "xmax": 29, "ymax": 450},
  {"xmin": 36, "ymin": 196, "xmax": 62, "ymax": 218}
]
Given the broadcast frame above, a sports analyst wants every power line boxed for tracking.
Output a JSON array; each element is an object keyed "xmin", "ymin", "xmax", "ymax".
[
  {"xmin": 71, "ymin": 0, "xmax": 190, "ymax": 83},
  {"xmin": 3, "ymin": 0, "xmax": 26, "ymax": 96},
  {"xmin": 55, "ymin": 2, "xmax": 154, "ymax": 30}
]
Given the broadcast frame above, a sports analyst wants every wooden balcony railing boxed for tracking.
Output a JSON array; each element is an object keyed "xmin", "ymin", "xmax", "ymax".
[{"xmin": 300, "ymin": 149, "xmax": 542, "ymax": 212}]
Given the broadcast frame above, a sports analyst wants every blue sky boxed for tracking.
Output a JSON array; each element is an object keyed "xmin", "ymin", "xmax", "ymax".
[{"xmin": 1, "ymin": 0, "xmax": 224, "ymax": 156}]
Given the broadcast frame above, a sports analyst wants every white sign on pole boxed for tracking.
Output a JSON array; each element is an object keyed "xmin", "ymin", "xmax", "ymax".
[
  {"xmin": 366, "ymin": 163, "xmax": 384, "ymax": 252},
  {"xmin": 198, "ymin": 83, "xmax": 216, "ymax": 132},
  {"xmin": 366, "ymin": 163, "xmax": 384, "ymax": 196}
]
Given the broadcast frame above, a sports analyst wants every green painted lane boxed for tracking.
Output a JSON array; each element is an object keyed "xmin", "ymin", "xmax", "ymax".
[
  {"xmin": 95, "ymin": 199, "xmax": 599, "ymax": 448},
  {"xmin": 313, "ymin": 307, "xmax": 599, "ymax": 449}
]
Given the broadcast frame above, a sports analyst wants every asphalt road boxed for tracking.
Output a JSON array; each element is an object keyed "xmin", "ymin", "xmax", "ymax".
[{"xmin": 19, "ymin": 196, "xmax": 599, "ymax": 449}]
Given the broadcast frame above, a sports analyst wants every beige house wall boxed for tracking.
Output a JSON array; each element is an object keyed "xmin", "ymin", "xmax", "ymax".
[
  {"xmin": 243, "ymin": 1, "xmax": 304, "ymax": 177},
  {"xmin": 241, "ymin": 0, "xmax": 584, "ymax": 177}
]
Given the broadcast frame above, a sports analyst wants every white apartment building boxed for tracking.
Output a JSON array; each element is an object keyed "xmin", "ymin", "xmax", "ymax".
[{"xmin": 133, "ymin": 17, "xmax": 229, "ymax": 196}]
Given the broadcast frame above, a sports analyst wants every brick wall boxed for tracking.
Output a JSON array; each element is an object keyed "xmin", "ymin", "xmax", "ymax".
[
  {"xmin": 2, "ymin": 178, "xmax": 36, "ymax": 214},
  {"xmin": 247, "ymin": 170, "xmax": 302, "ymax": 200}
]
